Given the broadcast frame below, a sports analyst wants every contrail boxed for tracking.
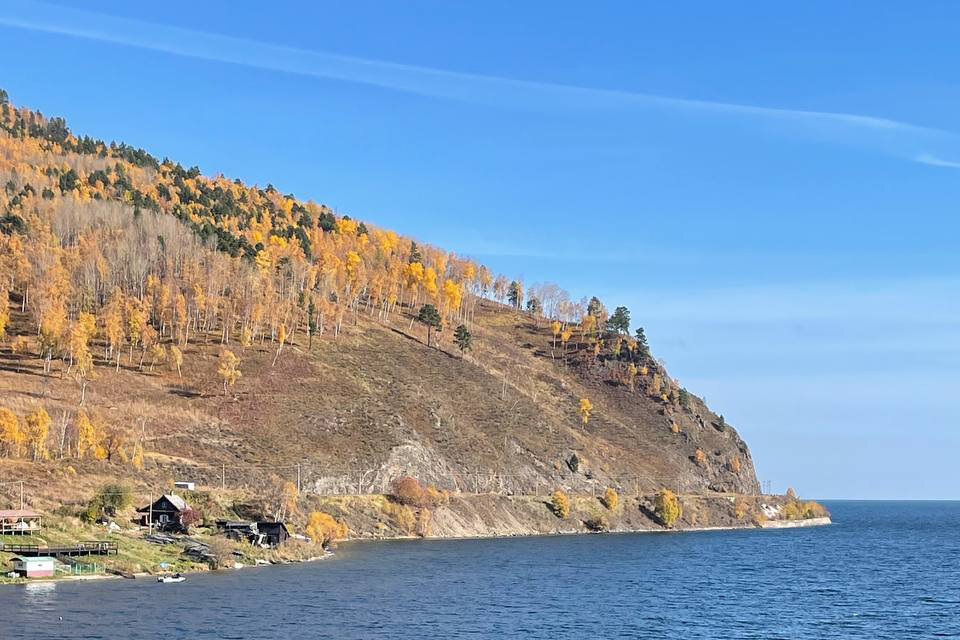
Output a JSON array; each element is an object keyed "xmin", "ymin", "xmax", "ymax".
[{"xmin": 1, "ymin": 0, "xmax": 957, "ymax": 166}]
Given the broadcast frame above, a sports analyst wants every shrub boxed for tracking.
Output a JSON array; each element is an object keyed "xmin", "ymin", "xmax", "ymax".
[
  {"xmin": 781, "ymin": 500, "xmax": 828, "ymax": 520},
  {"xmin": 389, "ymin": 477, "xmax": 448, "ymax": 508},
  {"xmin": 96, "ymin": 483, "xmax": 132, "ymax": 514},
  {"xmin": 728, "ymin": 457, "xmax": 742, "ymax": 473},
  {"xmin": 306, "ymin": 511, "xmax": 349, "ymax": 548},
  {"xmin": 786, "ymin": 487, "xmax": 797, "ymax": 499},
  {"xmin": 734, "ymin": 498, "xmax": 749, "ymax": 520},
  {"xmin": 602, "ymin": 488, "xmax": 619, "ymax": 511},
  {"xmin": 180, "ymin": 508, "xmax": 203, "ymax": 531},
  {"xmin": 390, "ymin": 476, "xmax": 425, "ymax": 506},
  {"xmin": 694, "ymin": 449, "xmax": 707, "ymax": 465},
  {"xmin": 654, "ymin": 489, "xmax": 681, "ymax": 527},
  {"xmin": 82, "ymin": 483, "xmax": 132, "ymax": 522},
  {"xmin": 424, "ymin": 485, "xmax": 450, "ymax": 507},
  {"xmin": 206, "ymin": 536, "xmax": 235, "ymax": 569},
  {"xmin": 585, "ymin": 514, "xmax": 609, "ymax": 532},
  {"xmin": 415, "ymin": 508, "xmax": 433, "ymax": 537},
  {"xmin": 382, "ymin": 502, "xmax": 416, "ymax": 534},
  {"xmin": 551, "ymin": 489, "xmax": 570, "ymax": 519}
]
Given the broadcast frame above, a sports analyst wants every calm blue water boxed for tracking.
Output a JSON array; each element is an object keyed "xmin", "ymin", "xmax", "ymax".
[{"xmin": 1, "ymin": 501, "xmax": 958, "ymax": 639}]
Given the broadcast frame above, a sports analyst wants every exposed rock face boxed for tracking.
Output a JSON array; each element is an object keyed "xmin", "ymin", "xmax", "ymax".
[{"xmin": 311, "ymin": 493, "xmax": 828, "ymax": 541}]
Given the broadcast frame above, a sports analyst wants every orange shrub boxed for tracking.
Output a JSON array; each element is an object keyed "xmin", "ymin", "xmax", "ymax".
[
  {"xmin": 306, "ymin": 511, "xmax": 349, "ymax": 547},
  {"xmin": 390, "ymin": 476, "xmax": 425, "ymax": 506},
  {"xmin": 602, "ymin": 488, "xmax": 619, "ymax": 511},
  {"xmin": 551, "ymin": 489, "xmax": 570, "ymax": 519}
]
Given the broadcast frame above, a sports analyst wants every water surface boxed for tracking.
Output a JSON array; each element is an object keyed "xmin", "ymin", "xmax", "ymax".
[{"xmin": 2, "ymin": 501, "xmax": 958, "ymax": 639}]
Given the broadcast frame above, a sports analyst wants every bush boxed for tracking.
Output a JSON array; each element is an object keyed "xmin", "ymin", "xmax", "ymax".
[
  {"xmin": 694, "ymin": 449, "xmax": 707, "ymax": 466},
  {"xmin": 585, "ymin": 514, "xmax": 609, "ymax": 532},
  {"xmin": 206, "ymin": 536, "xmax": 235, "ymax": 569},
  {"xmin": 180, "ymin": 508, "xmax": 203, "ymax": 531},
  {"xmin": 786, "ymin": 487, "xmax": 797, "ymax": 499},
  {"xmin": 390, "ymin": 476, "xmax": 424, "ymax": 506},
  {"xmin": 734, "ymin": 498, "xmax": 749, "ymax": 520},
  {"xmin": 551, "ymin": 490, "xmax": 570, "ymax": 519},
  {"xmin": 82, "ymin": 483, "xmax": 132, "ymax": 522},
  {"xmin": 382, "ymin": 502, "xmax": 416, "ymax": 534},
  {"xmin": 781, "ymin": 500, "xmax": 828, "ymax": 520},
  {"xmin": 96, "ymin": 484, "xmax": 132, "ymax": 515},
  {"xmin": 415, "ymin": 508, "xmax": 433, "ymax": 537},
  {"xmin": 602, "ymin": 488, "xmax": 619, "ymax": 511},
  {"xmin": 654, "ymin": 489, "xmax": 681, "ymax": 527},
  {"xmin": 306, "ymin": 511, "xmax": 349, "ymax": 548},
  {"xmin": 728, "ymin": 457, "xmax": 742, "ymax": 473},
  {"xmin": 389, "ymin": 477, "xmax": 448, "ymax": 508}
]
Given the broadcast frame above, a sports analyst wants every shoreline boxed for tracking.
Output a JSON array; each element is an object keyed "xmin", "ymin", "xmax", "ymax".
[{"xmin": 1, "ymin": 517, "xmax": 830, "ymax": 587}]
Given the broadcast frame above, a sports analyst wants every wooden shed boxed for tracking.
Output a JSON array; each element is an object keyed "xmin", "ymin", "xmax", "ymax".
[
  {"xmin": 215, "ymin": 520, "xmax": 290, "ymax": 547},
  {"xmin": 256, "ymin": 522, "xmax": 290, "ymax": 547}
]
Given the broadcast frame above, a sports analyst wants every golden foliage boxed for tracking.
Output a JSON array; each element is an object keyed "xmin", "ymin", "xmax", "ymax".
[
  {"xmin": 602, "ymin": 487, "xmax": 619, "ymax": 511},
  {"xmin": 217, "ymin": 348, "xmax": 241, "ymax": 394},
  {"xmin": 72, "ymin": 410, "xmax": 97, "ymax": 459},
  {"xmin": 306, "ymin": 511, "xmax": 349, "ymax": 548},
  {"xmin": 694, "ymin": 448, "xmax": 707, "ymax": 465},
  {"xmin": 23, "ymin": 406, "xmax": 51, "ymax": 461},
  {"xmin": 781, "ymin": 500, "xmax": 828, "ymax": 520},
  {"xmin": 0, "ymin": 407, "xmax": 24, "ymax": 457},
  {"xmin": 551, "ymin": 489, "xmax": 570, "ymax": 519},
  {"xmin": 578, "ymin": 398, "xmax": 593, "ymax": 427},
  {"xmin": 654, "ymin": 489, "xmax": 681, "ymax": 527}
]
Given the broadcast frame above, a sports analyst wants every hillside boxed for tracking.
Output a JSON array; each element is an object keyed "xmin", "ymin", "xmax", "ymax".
[{"xmin": 0, "ymin": 88, "xmax": 773, "ymax": 542}]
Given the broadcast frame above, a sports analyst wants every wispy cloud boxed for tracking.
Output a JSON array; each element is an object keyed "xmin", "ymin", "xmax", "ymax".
[
  {"xmin": 0, "ymin": 0, "xmax": 955, "ymax": 166},
  {"xmin": 914, "ymin": 153, "xmax": 960, "ymax": 169}
]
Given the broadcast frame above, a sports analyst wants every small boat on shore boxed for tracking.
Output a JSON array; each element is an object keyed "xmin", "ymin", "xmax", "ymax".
[{"xmin": 157, "ymin": 573, "xmax": 185, "ymax": 584}]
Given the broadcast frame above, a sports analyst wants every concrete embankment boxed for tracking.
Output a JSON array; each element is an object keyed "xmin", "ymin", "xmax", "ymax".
[{"xmin": 760, "ymin": 516, "xmax": 832, "ymax": 529}]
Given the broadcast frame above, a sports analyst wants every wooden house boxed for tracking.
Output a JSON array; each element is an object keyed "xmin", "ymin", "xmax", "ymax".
[
  {"xmin": 136, "ymin": 494, "xmax": 193, "ymax": 532},
  {"xmin": 11, "ymin": 556, "xmax": 55, "ymax": 578},
  {"xmin": 0, "ymin": 509, "xmax": 42, "ymax": 535}
]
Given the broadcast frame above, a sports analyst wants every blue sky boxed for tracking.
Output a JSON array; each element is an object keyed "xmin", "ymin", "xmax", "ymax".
[{"xmin": 2, "ymin": 0, "xmax": 958, "ymax": 499}]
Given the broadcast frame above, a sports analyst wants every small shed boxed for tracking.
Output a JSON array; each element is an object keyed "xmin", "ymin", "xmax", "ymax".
[
  {"xmin": 136, "ymin": 494, "xmax": 193, "ymax": 531},
  {"xmin": 0, "ymin": 509, "xmax": 42, "ymax": 535},
  {"xmin": 11, "ymin": 556, "xmax": 55, "ymax": 578},
  {"xmin": 257, "ymin": 522, "xmax": 290, "ymax": 547},
  {"xmin": 215, "ymin": 520, "xmax": 289, "ymax": 547}
]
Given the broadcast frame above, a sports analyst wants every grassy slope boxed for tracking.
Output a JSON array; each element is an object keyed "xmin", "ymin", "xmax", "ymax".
[{"xmin": 1, "ymin": 286, "xmax": 757, "ymax": 505}]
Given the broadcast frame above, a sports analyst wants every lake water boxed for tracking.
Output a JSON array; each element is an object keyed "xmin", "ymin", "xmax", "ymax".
[{"xmin": 2, "ymin": 501, "xmax": 958, "ymax": 639}]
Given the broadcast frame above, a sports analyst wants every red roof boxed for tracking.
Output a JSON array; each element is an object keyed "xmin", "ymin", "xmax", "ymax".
[{"xmin": 0, "ymin": 509, "xmax": 41, "ymax": 518}]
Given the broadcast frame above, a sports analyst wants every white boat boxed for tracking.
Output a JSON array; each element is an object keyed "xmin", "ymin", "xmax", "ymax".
[{"xmin": 157, "ymin": 574, "xmax": 185, "ymax": 583}]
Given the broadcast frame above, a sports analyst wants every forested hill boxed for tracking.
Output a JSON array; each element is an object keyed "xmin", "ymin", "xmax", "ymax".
[{"xmin": 0, "ymin": 87, "xmax": 760, "ymax": 514}]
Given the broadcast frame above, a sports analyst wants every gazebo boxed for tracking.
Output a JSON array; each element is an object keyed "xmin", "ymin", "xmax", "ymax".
[{"xmin": 0, "ymin": 509, "xmax": 42, "ymax": 535}]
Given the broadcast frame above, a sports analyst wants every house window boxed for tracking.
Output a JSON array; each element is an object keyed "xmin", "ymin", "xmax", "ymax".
[{"xmin": 158, "ymin": 514, "xmax": 169, "ymax": 523}]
